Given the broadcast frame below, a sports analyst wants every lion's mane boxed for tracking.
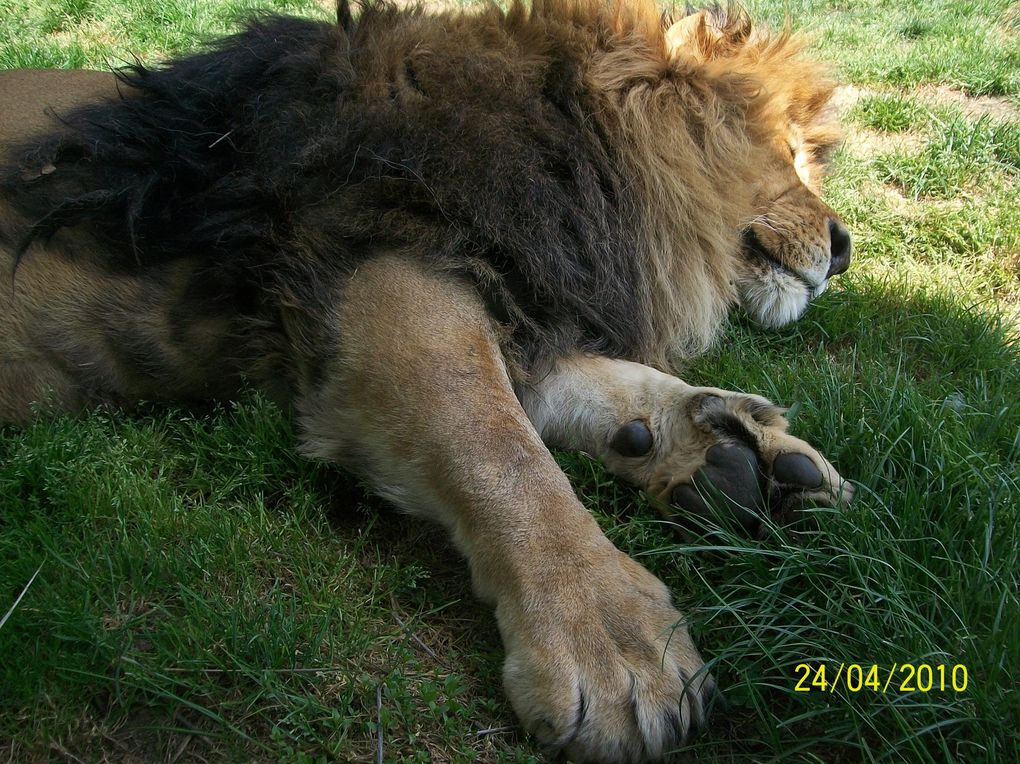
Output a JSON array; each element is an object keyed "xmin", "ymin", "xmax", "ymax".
[{"xmin": 1, "ymin": 0, "xmax": 833, "ymax": 377}]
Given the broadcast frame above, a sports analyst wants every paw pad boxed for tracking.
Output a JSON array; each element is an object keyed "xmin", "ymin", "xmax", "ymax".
[
  {"xmin": 610, "ymin": 419, "xmax": 654, "ymax": 457},
  {"xmin": 670, "ymin": 442, "xmax": 764, "ymax": 532},
  {"xmin": 772, "ymin": 452, "xmax": 822, "ymax": 489}
]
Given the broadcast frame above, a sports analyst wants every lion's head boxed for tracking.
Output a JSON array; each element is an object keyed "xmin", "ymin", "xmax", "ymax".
[
  {"xmin": 557, "ymin": 0, "xmax": 851, "ymax": 363},
  {"xmin": 666, "ymin": 8, "xmax": 851, "ymax": 329}
]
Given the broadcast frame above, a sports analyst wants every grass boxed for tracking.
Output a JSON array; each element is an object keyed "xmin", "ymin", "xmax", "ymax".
[
  {"xmin": 851, "ymin": 94, "xmax": 929, "ymax": 133},
  {"xmin": 748, "ymin": 0, "xmax": 1020, "ymax": 99},
  {"xmin": 1, "ymin": 0, "xmax": 1019, "ymax": 762},
  {"xmin": 874, "ymin": 115, "xmax": 1019, "ymax": 198}
]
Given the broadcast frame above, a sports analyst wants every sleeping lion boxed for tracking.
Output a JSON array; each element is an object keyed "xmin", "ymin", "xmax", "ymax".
[{"xmin": 0, "ymin": 1, "xmax": 853, "ymax": 760}]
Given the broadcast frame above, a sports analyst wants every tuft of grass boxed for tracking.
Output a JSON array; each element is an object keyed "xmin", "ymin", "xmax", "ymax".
[
  {"xmin": 852, "ymin": 94, "xmax": 929, "ymax": 133},
  {"xmin": 41, "ymin": 0, "xmax": 94, "ymax": 34}
]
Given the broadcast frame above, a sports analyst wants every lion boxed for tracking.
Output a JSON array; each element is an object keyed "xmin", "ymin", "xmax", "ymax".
[{"xmin": 0, "ymin": 1, "xmax": 853, "ymax": 760}]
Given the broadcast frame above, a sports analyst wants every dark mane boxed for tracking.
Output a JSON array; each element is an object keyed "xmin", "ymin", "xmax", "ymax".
[{"xmin": 2, "ymin": 3, "xmax": 655, "ymax": 367}]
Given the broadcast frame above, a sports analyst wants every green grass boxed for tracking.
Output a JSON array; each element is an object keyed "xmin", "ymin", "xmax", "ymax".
[
  {"xmin": 2, "ymin": 0, "xmax": 1019, "ymax": 762},
  {"xmin": 0, "ymin": 0, "xmax": 333, "ymax": 68},
  {"xmin": 851, "ymin": 94, "xmax": 929, "ymax": 133},
  {"xmin": 1, "ymin": 401, "xmax": 532, "ymax": 761},
  {"xmin": 748, "ymin": 0, "xmax": 1020, "ymax": 98},
  {"xmin": 874, "ymin": 115, "xmax": 1020, "ymax": 198}
]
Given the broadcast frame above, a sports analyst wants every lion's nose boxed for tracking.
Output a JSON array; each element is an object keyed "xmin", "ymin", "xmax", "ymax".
[{"xmin": 827, "ymin": 218, "xmax": 852, "ymax": 278}]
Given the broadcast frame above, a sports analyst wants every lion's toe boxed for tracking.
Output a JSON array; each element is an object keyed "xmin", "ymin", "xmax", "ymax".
[
  {"xmin": 500, "ymin": 556, "xmax": 714, "ymax": 762},
  {"xmin": 669, "ymin": 442, "xmax": 764, "ymax": 533},
  {"xmin": 512, "ymin": 644, "xmax": 712, "ymax": 763}
]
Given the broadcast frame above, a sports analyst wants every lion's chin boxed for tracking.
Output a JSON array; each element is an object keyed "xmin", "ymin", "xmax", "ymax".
[{"xmin": 737, "ymin": 269, "xmax": 824, "ymax": 329}]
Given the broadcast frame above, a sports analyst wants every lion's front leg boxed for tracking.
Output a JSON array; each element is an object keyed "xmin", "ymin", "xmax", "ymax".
[
  {"xmin": 521, "ymin": 354, "xmax": 853, "ymax": 535},
  {"xmin": 296, "ymin": 255, "xmax": 713, "ymax": 762}
]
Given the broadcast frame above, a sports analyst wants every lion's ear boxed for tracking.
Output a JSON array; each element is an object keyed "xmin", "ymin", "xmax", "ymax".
[
  {"xmin": 665, "ymin": 12, "xmax": 706, "ymax": 52},
  {"xmin": 337, "ymin": 0, "xmax": 353, "ymax": 31},
  {"xmin": 665, "ymin": 11, "xmax": 723, "ymax": 56}
]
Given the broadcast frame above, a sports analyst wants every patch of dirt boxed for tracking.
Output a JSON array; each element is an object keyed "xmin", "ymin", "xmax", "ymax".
[
  {"xmin": 828, "ymin": 84, "xmax": 866, "ymax": 116},
  {"xmin": 830, "ymin": 83, "xmax": 1019, "ymax": 123},
  {"xmin": 842, "ymin": 126, "xmax": 925, "ymax": 159},
  {"xmin": 865, "ymin": 180, "xmax": 917, "ymax": 214},
  {"xmin": 917, "ymin": 85, "xmax": 1019, "ymax": 122}
]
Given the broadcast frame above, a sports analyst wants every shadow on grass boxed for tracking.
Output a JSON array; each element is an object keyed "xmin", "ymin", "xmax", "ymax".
[{"xmin": 661, "ymin": 278, "xmax": 1018, "ymax": 762}]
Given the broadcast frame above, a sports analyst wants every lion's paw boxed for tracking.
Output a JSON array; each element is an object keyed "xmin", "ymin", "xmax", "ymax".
[
  {"xmin": 498, "ymin": 550, "xmax": 713, "ymax": 763},
  {"xmin": 611, "ymin": 389, "xmax": 853, "ymax": 536}
]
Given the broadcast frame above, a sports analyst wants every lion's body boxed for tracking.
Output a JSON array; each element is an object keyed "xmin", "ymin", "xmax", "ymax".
[
  {"xmin": 4, "ymin": 8, "xmax": 740, "ymax": 417},
  {"xmin": 0, "ymin": 2, "xmax": 852, "ymax": 760}
]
